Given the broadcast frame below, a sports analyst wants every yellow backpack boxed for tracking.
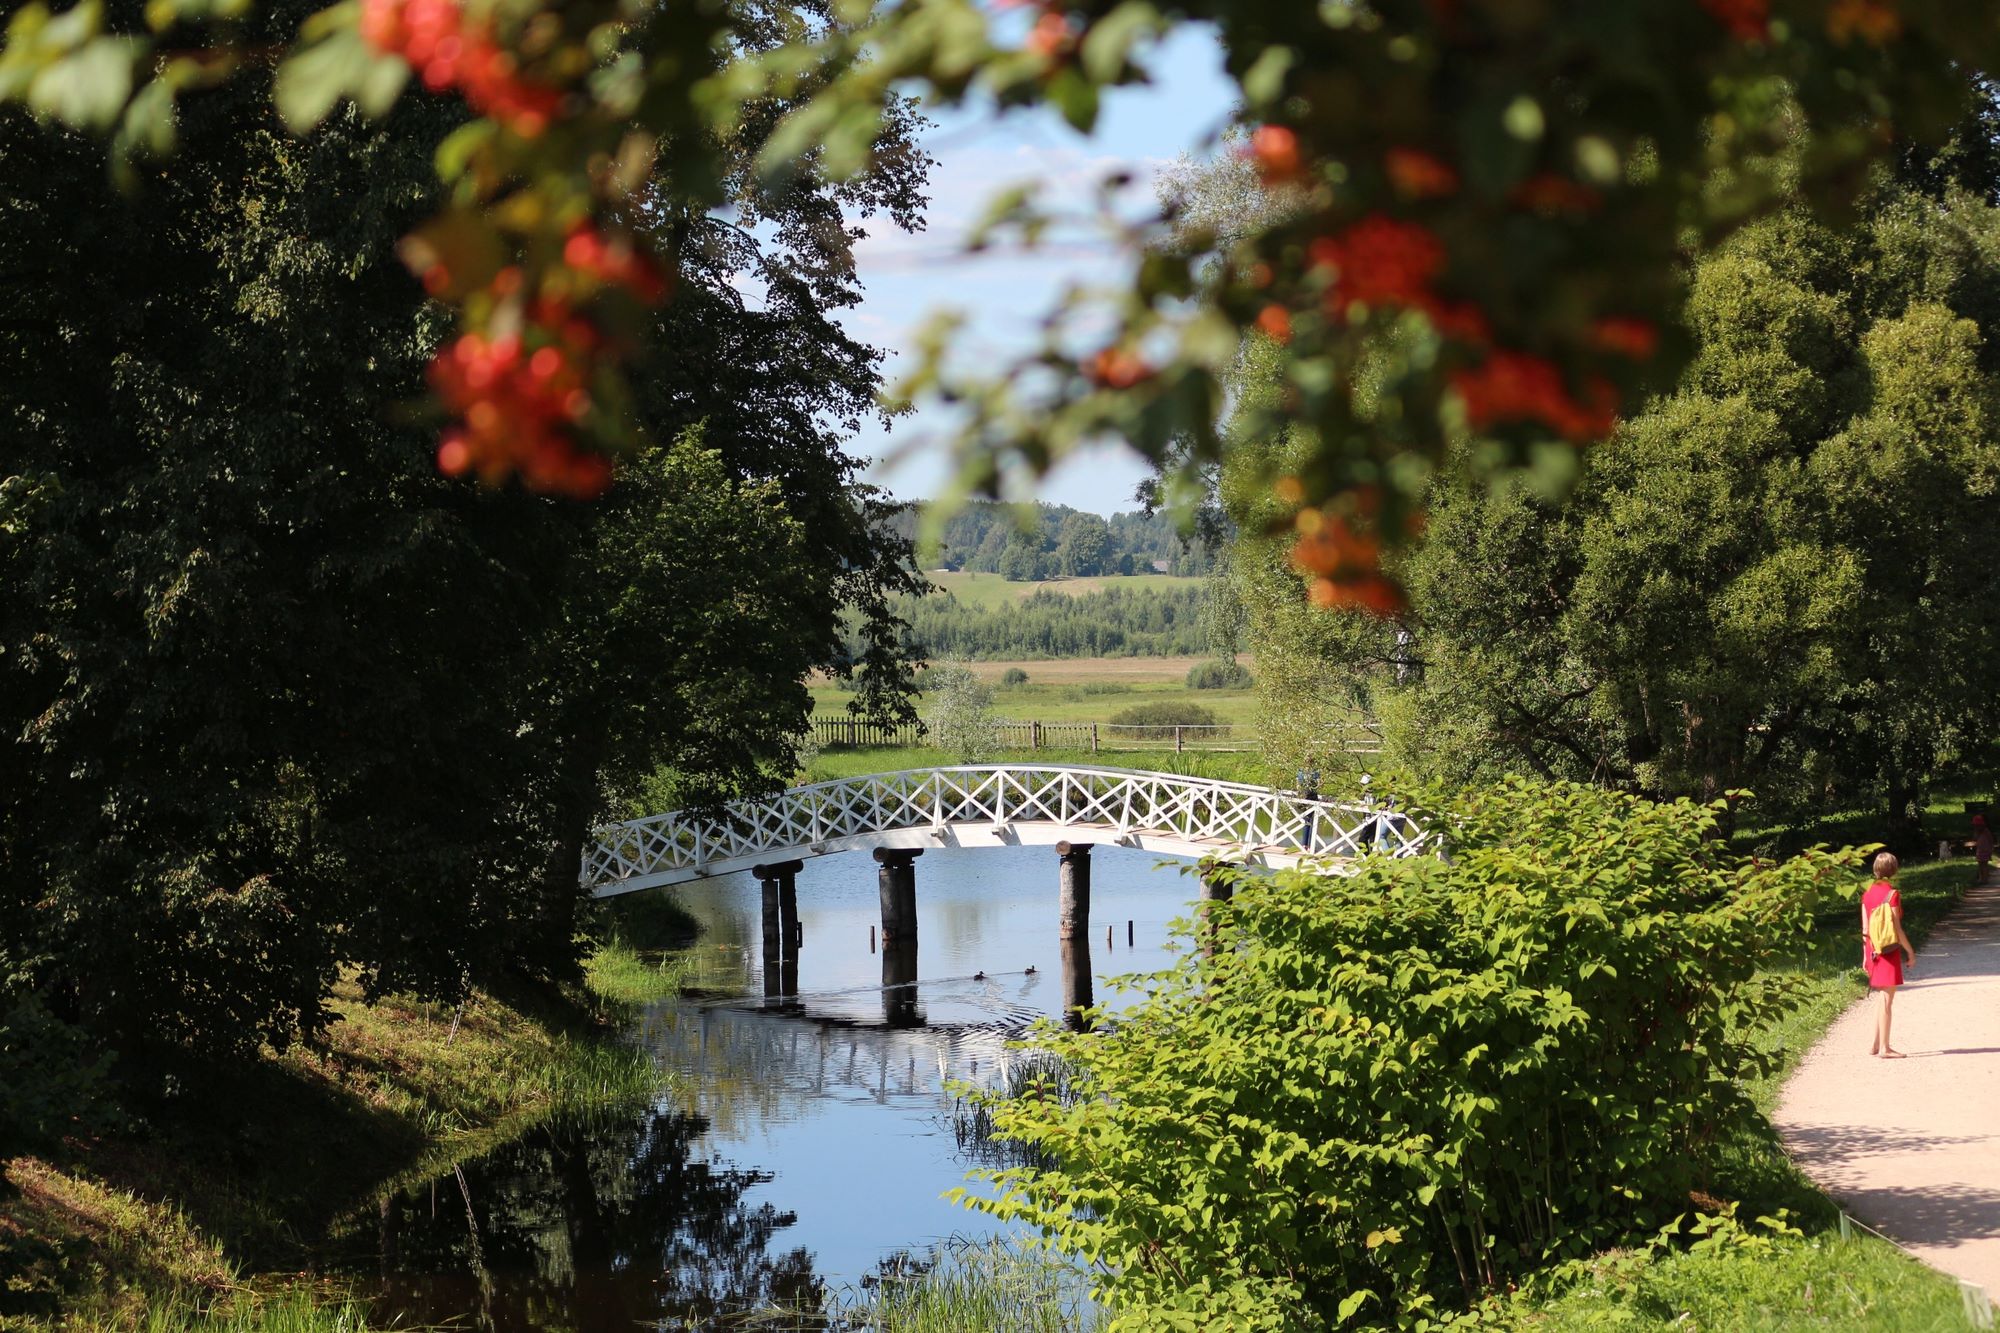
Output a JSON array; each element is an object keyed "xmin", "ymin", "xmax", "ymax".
[{"xmin": 1867, "ymin": 896, "xmax": 1900, "ymax": 956}]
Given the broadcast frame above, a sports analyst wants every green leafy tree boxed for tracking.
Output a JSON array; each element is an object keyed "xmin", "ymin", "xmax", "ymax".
[
  {"xmin": 996, "ymin": 529, "xmax": 1045, "ymax": 583},
  {"xmin": 1052, "ymin": 511, "xmax": 1111, "ymax": 578},
  {"xmin": 0, "ymin": 15, "xmax": 923, "ymax": 1074},
  {"xmin": 1398, "ymin": 189, "xmax": 2000, "ymax": 836},
  {"xmin": 923, "ymin": 660, "xmax": 994, "ymax": 764},
  {"xmin": 962, "ymin": 781, "xmax": 1850, "ymax": 1329}
]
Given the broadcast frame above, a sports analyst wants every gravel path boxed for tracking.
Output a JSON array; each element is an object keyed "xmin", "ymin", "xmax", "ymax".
[{"xmin": 1772, "ymin": 877, "xmax": 2000, "ymax": 1298}]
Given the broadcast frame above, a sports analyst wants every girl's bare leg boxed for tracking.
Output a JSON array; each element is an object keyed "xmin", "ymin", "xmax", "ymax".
[
  {"xmin": 1879, "ymin": 988, "xmax": 1904, "ymax": 1058},
  {"xmin": 1869, "ymin": 989, "xmax": 1882, "ymax": 1055}
]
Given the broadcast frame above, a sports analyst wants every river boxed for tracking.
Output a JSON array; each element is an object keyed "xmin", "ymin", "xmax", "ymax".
[{"xmin": 344, "ymin": 844, "xmax": 1208, "ymax": 1330}]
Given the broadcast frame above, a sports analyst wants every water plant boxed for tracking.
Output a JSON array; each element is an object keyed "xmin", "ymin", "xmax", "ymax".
[{"xmin": 820, "ymin": 1239, "xmax": 1103, "ymax": 1333}]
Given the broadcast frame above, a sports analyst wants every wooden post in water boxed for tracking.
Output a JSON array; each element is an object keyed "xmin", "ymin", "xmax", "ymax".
[
  {"xmin": 873, "ymin": 847, "xmax": 922, "ymax": 944},
  {"xmin": 1057, "ymin": 841, "xmax": 1093, "ymax": 941}
]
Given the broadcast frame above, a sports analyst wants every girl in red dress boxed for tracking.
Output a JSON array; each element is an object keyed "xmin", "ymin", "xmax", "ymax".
[{"xmin": 1861, "ymin": 851, "xmax": 1916, "ymax": 1058}]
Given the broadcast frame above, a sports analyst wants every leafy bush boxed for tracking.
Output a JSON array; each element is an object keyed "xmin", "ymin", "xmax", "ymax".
[
  {"xmin": 1001, "ymin": 667, "xmax": 1030, "ymax": 688},
  {"xmin": 925, "ymin": 661, "xmax": 995, "ymax": 763},
  {"xmin": 1106, "ymin": 701, "xmax": 1221, "ymax": 737},
  {"xmin": 958, "ymin": 779, "xmax": 1847, "ymax": 1330},
  {"xmin": 1073, "ymin": 682, "xmax": 1133, "ymax": 697},
  {"xmin": 0, "ymin": 993, "xmax": 114, "ymax": 1157},
  {"xmin": 1186, "ymin": 659, "xmax": 1254, "ymax": 690}
]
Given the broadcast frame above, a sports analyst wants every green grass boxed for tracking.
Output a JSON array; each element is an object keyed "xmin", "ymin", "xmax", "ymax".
[
  {"xmin": 584, "ymin": 940, "xmax": 693, "ymax": 1007},
  {"xmin": 802, "ymin": 744, "xmax": 1277, "ymax": 787},
  {"xmin": 922, "ymin": 570, "xmax": 1202, "ymax": 610},
  {"xmin": 814, "ymin": 677, "xmax": 1261, "ymax": 728},
  {"xmin": 1516, "ymin": 1234, "xmax": 1972, "ymax": 1330}
]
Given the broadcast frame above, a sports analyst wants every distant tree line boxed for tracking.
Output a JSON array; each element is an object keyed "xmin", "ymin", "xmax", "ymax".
[
  {"xmin": 887, "ymin": 584, "xmax": 1212, "ymax": 659},
  {"xmin": 880, "ymin": 500, "xmax": 1222, "ymax": 579}
]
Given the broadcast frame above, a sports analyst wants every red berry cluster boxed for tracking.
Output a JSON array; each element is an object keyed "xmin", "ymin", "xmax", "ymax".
[
  {"xmin": 1289, "ymin": 510, "xmax": 1403, "ymax": 615},
  {"xmin": 1384, "ymin": 147, "xmax": 1458, "ymax": 200},
  {"xmin": 359, "ymin": 0, "xmax": 563, "ymax": 137},
  {"xmin": 1308, "ymin": 214, "xmax": 1488, "ymax": 341},
  {"xmin": 1248, "ymin": 126, "xmax": 1304, "ymax": 186},
  {"xmin": 1085, "ymin": 345, "xmax": 1152, "ymax": 389},
  {"xmin": 563, "ymin": 223, "xmax": 671, "ymax": 304},
  {"xmin": 1451, "ymin": 352, "xmax": 1617, "ymax": 443},
  {"xmin": 1699, "ymin": 0, "xmax": 1770, "ymax": 41},
  {"xmin": 429, "ymin": 330, "xmax": 612, "ymax": 498}
]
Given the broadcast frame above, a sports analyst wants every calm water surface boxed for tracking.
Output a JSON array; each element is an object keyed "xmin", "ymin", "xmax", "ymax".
[{"xmin": 353, "ymin": 845, "xmax": 1210, "ymax": 1330}]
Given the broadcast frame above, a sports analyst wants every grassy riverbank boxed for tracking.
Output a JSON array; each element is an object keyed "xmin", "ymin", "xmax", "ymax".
[{"xmin": 0, "ymin": 951, "xmax": 679, "ymax": 1331}]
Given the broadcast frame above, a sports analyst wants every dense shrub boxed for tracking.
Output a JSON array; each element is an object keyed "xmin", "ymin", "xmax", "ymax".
[
  {"xmin": 961, "ymin": 779, "xmax": 1847, "ymax": 1330},
  {"xmin": 1001, "ymin": 667, "xmax": 1030, "ymax": 687},
  {"xmin": 1075, "ymin": 681, "xmax": 1134, "ymax": 697},
  {"xmin": 1106, "ymin": 701, "xmax": 1221, "ymax": 737},
  {"xmin": 1186, "ymin": 659, "xmax": 1254, "ymax": 690}
]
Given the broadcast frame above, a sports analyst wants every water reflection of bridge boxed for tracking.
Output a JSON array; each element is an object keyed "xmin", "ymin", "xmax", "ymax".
[{"xmin": 632, "ymin": 977, "xmax": 1055, "ymax": 1141}]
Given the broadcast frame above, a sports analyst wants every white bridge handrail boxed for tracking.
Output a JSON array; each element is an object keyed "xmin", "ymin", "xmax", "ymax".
[{"xmin": 582, "ymin": 764, "xmax": 1425, "ymax": 897}]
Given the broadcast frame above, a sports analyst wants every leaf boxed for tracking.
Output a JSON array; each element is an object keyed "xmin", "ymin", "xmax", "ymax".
[
  {"xmin": 1078, "ymin": 1, "xmax": 1158, "ymax": 84},
  {"xmin": 274, "ymin": 26, "xmax": 372, "ymax": 133},
  {"xmin": 1044, "ymin": 67, "xmax": 1099, "ymax": 133},
  {"xmin": 28, "ymin": 36, "xmax": 137, "ymax": 128}
]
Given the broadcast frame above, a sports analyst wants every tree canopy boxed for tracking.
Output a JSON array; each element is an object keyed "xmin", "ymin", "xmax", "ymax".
[
  {"xmin": 0, "ymin": 8, "xmax": 922, "ymax": 1120},
  {"xmin": 5, "ymin": 1, "xmax": 1999, "ymax": 606},
  {"xmin": 1229, "ymin": 174, "xmax": 2000, "ymax": 832}
]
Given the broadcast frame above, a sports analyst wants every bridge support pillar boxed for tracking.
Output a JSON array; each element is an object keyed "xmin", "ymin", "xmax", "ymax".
[
  {"xmin": 752, "ymin": 860, "xmax": 806, "ymax": 996},
  {"xmin": 1057, "ymin": 841, "xmax": 1093, "ymax": 940},
  {"xmin": 872, "ymin": 848, "xmax": 922, "ymax": 944}
]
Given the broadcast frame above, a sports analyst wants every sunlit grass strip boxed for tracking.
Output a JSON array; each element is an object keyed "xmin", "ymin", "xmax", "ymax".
[
  {"xmin": 584, "ymin": 940, "xmax": 692, "ymax": 1008},
  {"xmin": 131, "ymin": 1292, "xmax": 376, "ymax": 1333}
]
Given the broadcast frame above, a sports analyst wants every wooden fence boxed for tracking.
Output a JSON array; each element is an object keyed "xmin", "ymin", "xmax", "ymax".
[
  {"xmin": 809, "ymin": 717, "xmax": 929, "ymax": 749},
  {"xmin": 810, "ymin": 715, "xmax": 1383, "ymax": 755}
]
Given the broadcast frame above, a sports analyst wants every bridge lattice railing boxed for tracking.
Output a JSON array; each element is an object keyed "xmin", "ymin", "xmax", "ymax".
[{"xmin": 582, "ymin": 765, "xmax": 1425, "ymax": 893}]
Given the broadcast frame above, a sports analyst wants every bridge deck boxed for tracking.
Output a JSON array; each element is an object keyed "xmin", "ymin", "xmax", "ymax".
[{"xmin": 583, "ymin": 765, "xmax": 1422, "ymax": 897}]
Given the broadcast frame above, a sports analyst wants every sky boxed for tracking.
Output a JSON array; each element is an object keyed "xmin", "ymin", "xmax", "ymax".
[{"xmin": 837, "ymin": 26, "xmax": 1238, "ymax": 517}]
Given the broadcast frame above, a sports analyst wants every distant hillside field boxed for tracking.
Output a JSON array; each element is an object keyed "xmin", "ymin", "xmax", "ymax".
[
  {"xmin": 923, "ymin": 570, "xmax": 1205, "ymax": 610},
  {"xmin": 813, "ymin": 655, "xmax": 1262, "ymax": 727}
]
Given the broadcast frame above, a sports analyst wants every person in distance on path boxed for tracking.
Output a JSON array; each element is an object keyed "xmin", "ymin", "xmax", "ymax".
[{"xmin": 1861, "ymin": 851, "xmax": 1916, "ymax": 1058}]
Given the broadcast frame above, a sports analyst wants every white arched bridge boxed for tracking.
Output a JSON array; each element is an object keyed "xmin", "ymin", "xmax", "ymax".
[{"xmin": 582, "ymin": 764, "xmax": 1426, "ymax": 897}]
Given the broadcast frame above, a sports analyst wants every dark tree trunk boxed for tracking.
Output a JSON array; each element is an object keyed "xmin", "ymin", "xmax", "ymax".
[{"xmin": 1884, "ymin": 766, "xmax": 1925, "ymax": 856}]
